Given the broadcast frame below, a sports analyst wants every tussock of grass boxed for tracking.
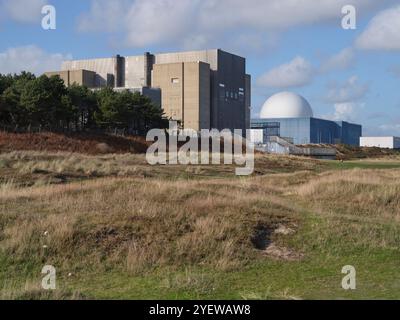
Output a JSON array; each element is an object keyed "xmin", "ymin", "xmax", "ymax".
[
  {"xmin": 0, "ymin": 151, "xmax": 325, "ymax": 185},
  {"xmin": 1, "ymin": 280, "xmax": 85, "ymax": 300},
  {"xmin": 0, "ymin": 176, "xmax": 299, "ymax": 278},
  {"xmin": 0, "ymin": 151, "xmax": 400, "ymax": 299},
  {"xmin": 295, "ymin": 169, "xmax": 400, "ymax": 220}
]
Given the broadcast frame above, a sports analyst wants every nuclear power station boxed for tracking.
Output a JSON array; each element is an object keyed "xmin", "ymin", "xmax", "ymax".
[
  {"xmin": 251, "ymin": 92, "xmax": 362, "ymax": 147},
  {"xmin": 46, "ymin": 49, "xmax": 363, "ymax": 148},
  {"xmin": 46, "ymin": 49, "xmax": 251, "ymax": 133}
]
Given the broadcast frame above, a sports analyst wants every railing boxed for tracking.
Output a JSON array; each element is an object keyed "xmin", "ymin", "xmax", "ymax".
[
  {"xmin": 267, "ymin": 136, "xmax": 336, "ymax": 156},
  {"xmin": 268, "ymin": 136, "xmax": 305, "ymax": 154}
]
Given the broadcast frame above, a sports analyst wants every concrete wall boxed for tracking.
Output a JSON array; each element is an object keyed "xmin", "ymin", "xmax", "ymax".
[
  {"xmin": 360, "ymin": 137, "xmax": 400, "ymax": 149},
  {"xmin": 155, "ymin": 50, "xmax": 218, "ymax": 70},
  {"xmin": 45, "ymin": 70, "xmax": 69, "ymax": 86},
  {"xmin": 125, "ymin": 55, "xmax": 146, "ymax": 88},
  {"xmin": 198, "ymin": 63, "xmax": 211, "ymax": 130},
  {"xmin": 68, "ymin": 70, "xmax": 82, "ymax": 86},
  {"xmin": 215, "ymin": 50, "xmax": 247, "ymax": 132},
  {"xmin": 154, "ymin": 49, "xmax": 248, "ymax": 132},
  {"xmin": 45, "ymin": 70, "xmax": 96, "ymax": 88},
  {"xmin": 184, "ymin": 62, "xmax": 210, "ymax": 131},
  {"xmin": 152, "ymin": 62, "xmax": 184, "ymax": 123},
  {"xmin": 245, "ymin": 74, "xmax": 251, "ymax": 131},
  {"xmin": 249, "ymin": 129, "xmax": 264, "ymax": 144},
  {"xmin": 80, "ymin": 70, "xmax": 97, "ymax": 88},
  {"xmin": 154, "ymin": 49, "xmax": 218, "ymax": 130},
  {"xmin": 142, "ymin": 87, "xmax": 161, "ymax": 108},
  {"xmin": 152, "ymin": 61, "xmax": 210, "ymax": 131},
  {"xmin": 113, "ymin": 87, "xmax": 161, "ymax": 107},
  {"xmin": 62, "ymin": 57, "xmax": 116, "ymax": 87}
]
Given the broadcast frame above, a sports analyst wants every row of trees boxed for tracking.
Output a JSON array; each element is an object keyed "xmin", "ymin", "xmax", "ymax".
[{"xmin": 0, "ymin": 72, "xmax": 168, "ymax": 134}]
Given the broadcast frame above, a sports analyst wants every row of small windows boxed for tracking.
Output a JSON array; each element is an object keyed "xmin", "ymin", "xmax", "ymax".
[
  {"xmin": 219, "ymin": 83, "xmax": 245, "ymax": 102},
  {"xmin": 170, "ymin": 79, "xmax": 245, "ymax": 102},
  {"xmin": 219, "ymin": 89, "xmax": 245, "ymax": 102}
]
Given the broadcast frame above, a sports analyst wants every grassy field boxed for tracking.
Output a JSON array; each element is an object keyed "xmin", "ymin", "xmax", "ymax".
[{"xmin": 0, "ymin": 151, "xmax": 399, "ymax": 300}]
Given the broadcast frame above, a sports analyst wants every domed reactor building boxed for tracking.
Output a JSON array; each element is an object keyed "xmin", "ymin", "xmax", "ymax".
[{"xmin": 251, "ymin": 92, "xmax": 362, "ymax": 147}]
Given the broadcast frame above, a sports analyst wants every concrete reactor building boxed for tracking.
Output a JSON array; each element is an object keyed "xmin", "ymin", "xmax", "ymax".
[
  {"xmin": 251, "ymin": 92, "xmax": 362, "ymax": 147},
  {"xmin": 46, "ymin": 49, "xmax": 251, "ymax": 132}
]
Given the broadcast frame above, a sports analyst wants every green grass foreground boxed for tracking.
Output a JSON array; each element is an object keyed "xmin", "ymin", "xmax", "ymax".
[{"xmin": 0, "ymin": 151, "xmax": 399, "ymax": 300}]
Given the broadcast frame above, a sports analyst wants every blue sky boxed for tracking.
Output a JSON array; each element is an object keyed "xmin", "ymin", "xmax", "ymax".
[{"xmin": 1, "ymin": 0, "xmax": 400, "ymax": 135}]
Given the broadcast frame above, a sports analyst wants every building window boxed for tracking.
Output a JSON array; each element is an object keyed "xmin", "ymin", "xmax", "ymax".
[
  {"xmin": 219, "ymin": 88, "xmax": 225, "ymax": 101},
  {"xmin": 265, "ymin": 122, "xmax": 281, "ymax": 137},
  {"xmin": 171, "ymin": 78, "xmax": 180, "ymax": 84}
]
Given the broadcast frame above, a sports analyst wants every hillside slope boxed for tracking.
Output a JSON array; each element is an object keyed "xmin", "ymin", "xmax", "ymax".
[
  {"xmin": 0, "ymin": 151, "xmax": 399, "ymax": 299},
  {"xmin": 0, "ymin": 132, "xmax": 151, "ymax": 155}
]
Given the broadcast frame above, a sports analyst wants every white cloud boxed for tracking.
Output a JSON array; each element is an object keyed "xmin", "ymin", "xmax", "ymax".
[
  {"xmin": 257, "ymin": 56, "xmax": 314, "ymax": 88},
  {"xmin": 319, "ymin": 48, "xmax": 355, "ymax": 73},
  {"xmin": 77, "ymin": 0, "xmax": 391, "ymax": 49},
  {"xmin": 323, "ymin": 76, "xmax": 368, "ymax": 122},
  {"xmin": 355, "ymin": 5, "xmax": 400, "ymax": 51},
  {"xmin": 0, "ymin": 0, "xmax": 47, "ymax": 24},
  {"xmin": 325, "ymin": 76, "xmax": 369, "ymax": 103},
  {"xmin": 77, "ymin": 0, "xmax": 128, "ymax": 33},
  {"xmin": 125, "ymin": 0, "xmax": 197, "ymax": 47},
  {"xmin": 0, "ymin": 45, "xmax": 72, "ymax": 75},
  {"xmin": 322, "ymin": 101, "xmax": 366, "ymax": 122},
  {"xmin": 329, "ymin": 102, "xmax": 365, "ymax": 121}
]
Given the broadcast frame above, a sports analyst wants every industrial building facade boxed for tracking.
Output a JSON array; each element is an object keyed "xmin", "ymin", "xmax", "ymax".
[
  {"xmin": 251, "ymin": 118, "xmax": 362, "ymax": 146},
  {"xmin": 360, "ymin": 136, "xmax": 400, "ymax": 149},
  {"xmin": 250, "ymin": 92, "xmax": 362, "ymax": 147},
  {"xmin": 45, "ymin": 69, "xmax": 97, "ymax": 88},
  {"xmin": 46, "ymin": 49, "xmax": 251, "ymax": 132}
]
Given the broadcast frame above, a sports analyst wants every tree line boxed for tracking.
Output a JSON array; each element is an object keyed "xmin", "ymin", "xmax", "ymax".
[{"xmin": 0, "ymin": 72, "xmax": 168, "ymax": 134}]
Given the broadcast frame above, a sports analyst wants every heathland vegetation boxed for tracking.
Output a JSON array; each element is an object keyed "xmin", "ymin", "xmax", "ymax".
[
  {"xmin": 0, "ymin": 149, "xmax": 399, "ymax": 299},
  {"xmin": 0, "ymin": 72, "xmax": 167, "ymax": 133}
]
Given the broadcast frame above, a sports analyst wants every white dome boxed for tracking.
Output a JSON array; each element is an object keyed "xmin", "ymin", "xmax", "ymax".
[{"xmin": 260, "ymin": 92, "xmax": 313, "ymax": 119}]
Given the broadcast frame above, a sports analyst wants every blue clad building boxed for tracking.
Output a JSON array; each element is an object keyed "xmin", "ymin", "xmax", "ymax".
[{"xmin": 251, "ymin": 92, "xmax": 362, "ymax": 146}]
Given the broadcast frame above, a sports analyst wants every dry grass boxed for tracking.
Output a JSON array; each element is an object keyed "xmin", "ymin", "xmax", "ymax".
[
  {"xmin": 0, "ymin": 151, "xmax": 325, "ymax": 185},
  {"xmin": 295, "ymin": 169, "xmax": 400, "ymax": 221},
  {"xmin": 0, "ymin": 174, "xmax": 299, "ymax": 277},
  {"xmin": 1, "ymin": 150, "xmax": 400, "ymax": 299},
  {"xmin": 289, "ymin": 168, "xmax": 400, "ymax": 254},
  {"xmin": 1, "ymin": 280, "xmax": 85, "ymax": 300}
]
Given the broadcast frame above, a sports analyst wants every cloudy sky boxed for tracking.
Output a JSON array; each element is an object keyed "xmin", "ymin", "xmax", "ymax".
[{"xmin": 1, "ymin": 0, "xmax": 400, "ymax": 135}]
